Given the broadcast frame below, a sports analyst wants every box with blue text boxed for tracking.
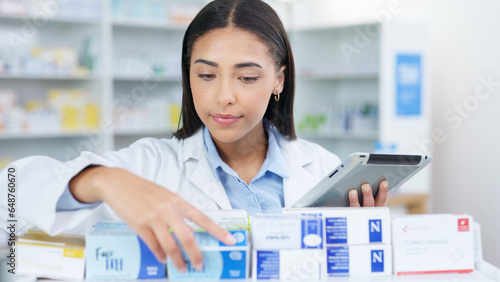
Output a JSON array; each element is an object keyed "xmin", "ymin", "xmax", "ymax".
[
  {"xmin": 250, "ymin": 214, "xmax": 324, "ymax": 280},
  {"xmin": 250, "ymin": 214, "xmax": 324, "ymax": 250},
  {"xmin": 324, "ymin": 244, "xmax": 392, "ymax": 277},
  {"xmin": 167, "ymin": 229, "xmax": 250, "ymax": 279},
  {"xmin": 281, "ymin": 207, "xmax": 391, "ymax": 245},
  {"xmin": 85, "ymin": 222, "xmax": 165, "ymax": 280}
]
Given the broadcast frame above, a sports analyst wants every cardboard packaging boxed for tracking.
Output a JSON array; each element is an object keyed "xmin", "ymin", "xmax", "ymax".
[
  {"xmin": 250, "ymin": 214, "xmax": 323, "ymax": 250},
  {"xmin": 167, "ymin": 229, "xmax": 250, "ymax": 279},
  {"xmin": 17, "ymin": 230, "xmax": 85, "ymax": 280},
  {"xmin": 251, "ymin": 214, "xmax": 323, "ymax": 280},
  {"xmin": 324, "ymin": 244, "xmax": 392, "ymax": 277},
  {"xmin": 252, "ymin": 249, "xmax": 323, "ymax": 280},
  {"xmin": 185, "ymin": 209, "xmax": 249, "ymax": 231},
  {"xmin": 282, "ymin": 207, "xmax": 391, "ymax": 245},
  {"xmin": 392, "ymin": 214, "xmax": 475, "ymax": 274},
  {"xmin": 85, "ymin": 222, "xmax": 165, "ymax": 280}
]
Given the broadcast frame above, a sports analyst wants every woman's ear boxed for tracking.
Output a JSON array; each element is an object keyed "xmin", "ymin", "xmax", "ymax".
[{"xmin": 274, "ymin": 65, "xmax": 286, "ymax": 94}]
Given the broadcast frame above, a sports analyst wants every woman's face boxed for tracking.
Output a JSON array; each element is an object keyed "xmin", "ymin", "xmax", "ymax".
[{"xmin": 190, "ymin": 27, "xmax": 285, "ymax": 144}]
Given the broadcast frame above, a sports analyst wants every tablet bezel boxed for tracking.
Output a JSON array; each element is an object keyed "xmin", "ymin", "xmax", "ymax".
[{"xmin": 292, "ymin": 153, "xmax": 433, "ymax": 207}]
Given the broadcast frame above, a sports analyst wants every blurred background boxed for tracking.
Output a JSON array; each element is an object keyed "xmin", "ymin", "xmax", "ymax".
[{"xmin": 0, "ymin": 0, "xmax": 498, "ymax": 267}]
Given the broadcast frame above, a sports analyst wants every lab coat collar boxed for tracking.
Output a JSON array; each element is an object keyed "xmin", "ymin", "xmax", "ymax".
[
  {"xmin": 180, "ymin": 127, "xmax": 319, "ymax": 209},
  {"xmin": 182, "ymin": 128, "xmax": 232, "ymax": 209},
  {"xmin": 274, "ymin": 132, "xmax": 318, "ymax": 207}
]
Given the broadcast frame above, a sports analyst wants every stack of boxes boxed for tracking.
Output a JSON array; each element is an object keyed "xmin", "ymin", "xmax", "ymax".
[
  {"xmin": 282, "ymin": 207, "xmax": 392, "ymax": 278},
  {"xmin": 250, "ymin": 207, "xmax": 392, "ymax": 279},
  {"xmin": 11, "ymin": 209, "xmax": 478, "ymax": 280},
  {"xmin": 250, "ymin": 214, "xmax": 324, "ymax": 280}
]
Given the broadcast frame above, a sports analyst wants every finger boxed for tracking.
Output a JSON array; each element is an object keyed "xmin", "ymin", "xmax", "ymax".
[
  {"xmin": 374, "ymin": 180, "xmax": 389, "ymax": 207},
  {"xmin": 136, "ymin": 228, "xmax": 166, "ymax": 264},
  {"xmin": 151, "ymin": 222, "xmax": 186, "ymax": 273},
  {"xmin": 168, "ymin": 215, "xmax": 204, "ymax": 271},
  {"xmin": 348, "ymin": 189, "xmax": 360, "ymax": 207},
  {"xmin": 185, "ymin": 207, "xmax": 236, "ymax": 246},
  {"xmin": 362, "ymin": 184, "xmax": 375, "ymax": 207}
]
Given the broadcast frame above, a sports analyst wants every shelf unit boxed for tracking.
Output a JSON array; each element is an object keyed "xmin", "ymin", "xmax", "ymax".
[{"xmin": 0, "ymin": 0, "xmax": 204, "ymax": 165}]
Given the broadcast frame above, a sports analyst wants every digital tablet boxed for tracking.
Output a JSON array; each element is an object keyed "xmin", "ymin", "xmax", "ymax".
[{"xmin": 292, "ymin": 153, "xmax": 433, "ymax": 207}]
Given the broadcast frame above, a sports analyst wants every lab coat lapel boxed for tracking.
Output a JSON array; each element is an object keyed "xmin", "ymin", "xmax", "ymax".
[
  {"xmin": 278, "ymin": 135, "xmax": 319, "ymax": 207},
  {"xmin": 183, "ymin": 129, "xmax": 232, "ymax": 210}
]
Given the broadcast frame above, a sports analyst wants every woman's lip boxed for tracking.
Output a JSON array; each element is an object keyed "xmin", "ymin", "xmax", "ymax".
[{"xmin": 211, "ymin": 114, "xmax": 240, "ymax": 125}]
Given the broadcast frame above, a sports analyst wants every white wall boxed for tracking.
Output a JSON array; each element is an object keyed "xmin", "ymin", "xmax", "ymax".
[{"xmin": 292, "ymin": 0, "xmax": 500, "ymax": 267}]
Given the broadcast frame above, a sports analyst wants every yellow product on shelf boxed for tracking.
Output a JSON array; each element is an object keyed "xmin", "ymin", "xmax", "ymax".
[
  {"xmin": 61, "ymin": 104, "xmax": 79, "ymax": 130},
  {"xmin": 84, "ymin": 103, "xmax": 99, "ymax": 128},
  {"xmin": 0, "ymin": 158, "xmax": 14, "ymax": 171},
  {"xmin": 47, "ymin": 88, "xmax": 100, "ymax": 131},
  {"xmin": 169, "ymin": 102, "xmax": 181, "ymax": 130}
]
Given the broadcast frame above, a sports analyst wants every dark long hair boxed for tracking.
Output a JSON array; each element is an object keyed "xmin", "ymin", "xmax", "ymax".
[{"xmin": 173, "ymin": 0, "xmax": 296, "ymax": 139}]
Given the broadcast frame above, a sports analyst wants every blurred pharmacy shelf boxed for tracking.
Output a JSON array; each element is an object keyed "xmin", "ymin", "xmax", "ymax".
[
  {"xmin": 0, "ymin": 74, "xmax": 100, "ymax": 81},
  {"xmin": 0, "ymin": 130, "xmax": 100, "ymax": 140},
  {"xmin": 0, "ymin": 0, "xmax": 200, "ymax": 162}
]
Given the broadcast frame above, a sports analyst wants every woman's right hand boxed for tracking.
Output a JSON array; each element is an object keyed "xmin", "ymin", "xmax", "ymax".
[{"xmin": 69, "ymin": 166, "xmax": 236, "ymax": 273}]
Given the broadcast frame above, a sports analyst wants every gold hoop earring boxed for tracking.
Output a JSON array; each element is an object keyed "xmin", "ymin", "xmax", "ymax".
[{"xmin": 274, "ymin": 92, "xmax": 280, "ymax": 102}]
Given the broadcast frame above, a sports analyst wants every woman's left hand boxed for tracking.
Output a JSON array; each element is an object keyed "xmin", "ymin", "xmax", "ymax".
[{"xmin": 348, "ymin": 180, "xmax": 389, "ymax": 207}]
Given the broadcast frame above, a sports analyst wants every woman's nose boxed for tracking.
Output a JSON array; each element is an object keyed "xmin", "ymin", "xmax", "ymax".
[{"xmin": 215, "ymin": 78, "xmax": 236, "ymax": 106}]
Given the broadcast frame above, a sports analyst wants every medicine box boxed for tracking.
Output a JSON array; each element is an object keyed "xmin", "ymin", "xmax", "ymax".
[
  {"xmin": 250, "ymin": 214, "xmax": 323, "ymax": 250},
  {"xmin": 85, "ymin": 222, "xmax": 165, "ymax": 280},
  {"xmin": 392, "ymin": 214, "xmax": 474, "ymax": 274},
  {"xmin": 282, "ymin": 207, "xmax": 391, "ymax": 245},
  {"xmin": 324, "ymin": 244, "xmax": 392, "ymax": 277},
  {"xmin": 185, "ymin": 209, "xmax": 249, "ymax": 231},
  {"xmin": 252, "ymin": 249, "xmax": 323, "ymax": 280},
  {"xmin": 17, "ymin": 230, "xmax": 85, "ymax": 280},
  {"xmin": 167, "ymin": 229, "xmax": 250, "ymax": 279},
  {"xmin": 250, "ymin": 215, "xmax": 324, "ymax": 280}
]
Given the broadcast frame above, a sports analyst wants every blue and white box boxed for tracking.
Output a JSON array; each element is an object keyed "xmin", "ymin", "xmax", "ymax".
[
  {"xmin": 85, "ymin": 222, "xmax": 165, "ymax": 280},
  {"xmin": 250, "ymin": 214, "xmax": 323, "ymax": 250},
  {"xmin": 167, "ymin": 229, "xmax": 250, "ymax": 279},
  {"xmin": 324, "ymin": 244, "xmax": 392, "ymax": 277},
  {"xmin": 253, "ymin": 249, "xmax": 323, "ymax": 280},
  {"xmin": 282, "ymin": 207, "xmax": 391, "ymax": 245},
  {"xmin": 251, "ymin": 215, "xmax": 324, "ymax": 280}
]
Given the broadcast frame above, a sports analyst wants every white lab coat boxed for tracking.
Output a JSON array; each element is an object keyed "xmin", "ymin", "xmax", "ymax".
[{"xmin": 0, "ymin": 127, "xmax": 340, "ymax": 236}]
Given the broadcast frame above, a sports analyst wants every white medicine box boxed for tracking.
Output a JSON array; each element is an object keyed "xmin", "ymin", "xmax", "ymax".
[{"xmin": 392, "ymin": 214, "xmax": 475, "ymax": 274}]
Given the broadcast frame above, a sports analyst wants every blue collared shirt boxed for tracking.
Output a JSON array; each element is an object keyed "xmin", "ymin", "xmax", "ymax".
[{"xmin": 203, "ymin": 122, "xmax": 289, "ymax": 215}]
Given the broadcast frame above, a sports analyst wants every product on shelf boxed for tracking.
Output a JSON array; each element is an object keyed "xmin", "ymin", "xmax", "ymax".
[
  {"xmin": 0, "ymin": 88, "xmax": 100, "ymax": 135},
  {"xmin": 113, "ymin": 52, "xmax": 180, "ymax": 78},
  {"xmin": 0, "ymin": 0, "xmax": 101, "ymax": 20},
  {"xmin": 110, "ymin": 0, "xmax": 202, "ymax": 26},
  {"xmin": 297, "ymin": 102, "xmax": 378, "ymax": 135},
  {"xmin": 111, "ymin": 0, "xmax": 168, "ymax": 23},
  {"xmin": 113, "ymin": 96, "xmax": 180, "ymax": 132},
  {"xmin": 0, "ymin": 45, "xmax": 98, "ymax": 76}
]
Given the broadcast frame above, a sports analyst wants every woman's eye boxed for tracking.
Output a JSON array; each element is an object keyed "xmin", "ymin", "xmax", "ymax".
[
  {"xmin": 239, "ymin": 77, "xmax": 259, "ymax": 82},
  {"xmin": 198, "ymin": 74, "xmax": 215, "ymax": 80}
]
